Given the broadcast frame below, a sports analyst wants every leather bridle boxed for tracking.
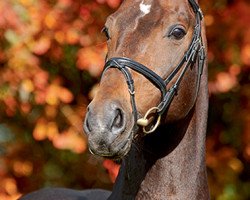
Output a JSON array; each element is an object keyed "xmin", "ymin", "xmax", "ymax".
[{"xmin": 101, "ymin": 0, "xmax": 205, "ymax": 134}]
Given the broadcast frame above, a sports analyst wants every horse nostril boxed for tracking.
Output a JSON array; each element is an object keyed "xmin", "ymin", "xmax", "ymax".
[
  {"xmin": 111, "ymin": 108, "xmax": 125, "ymax": 132},
  {"xmin": 85, "ymin": 117, "xmax": 92, "ymax": 133},
  {"xmin": 84, "ymin": 108, "xmax": 93, "ymax": 134}
]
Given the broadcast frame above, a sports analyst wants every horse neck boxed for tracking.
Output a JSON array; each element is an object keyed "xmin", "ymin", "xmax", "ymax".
[{"xmin": 108, "ymin": 70, "xmax": 210, "ymax": 200}]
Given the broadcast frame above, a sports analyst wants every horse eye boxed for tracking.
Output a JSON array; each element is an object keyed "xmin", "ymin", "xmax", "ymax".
[
  {"xmin": 102, "ymin": 27, "xmax": 111, "ymax": 40},
  {"xmin": 169, "ymin": 27, "xmax": 186, "ymax": 40}
]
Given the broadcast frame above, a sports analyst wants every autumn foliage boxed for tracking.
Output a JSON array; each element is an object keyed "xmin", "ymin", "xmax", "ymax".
[{"xmin": 0, "ymin": 0, "xmax": 249, "ymax": 199}]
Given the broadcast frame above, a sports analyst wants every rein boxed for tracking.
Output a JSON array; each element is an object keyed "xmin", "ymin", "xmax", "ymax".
[{"xmin": 102, "ymin": 0, "xmax": 205, "ymax": 134}]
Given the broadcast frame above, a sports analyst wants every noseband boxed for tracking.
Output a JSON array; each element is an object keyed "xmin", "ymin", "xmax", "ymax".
[{"xmin": 102, "ymin": 0, "xmax": 205, "ymax": 134}]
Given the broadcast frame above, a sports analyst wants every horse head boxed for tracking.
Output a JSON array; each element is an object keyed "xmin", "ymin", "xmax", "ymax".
[{"xmin": 84, "ymin": 0, "xmax": 205, "ymax": 159}]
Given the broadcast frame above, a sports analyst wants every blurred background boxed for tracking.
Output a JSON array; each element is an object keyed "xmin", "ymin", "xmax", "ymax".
[{"xmin": 0, "ymin": 0, "xmax": 249, "ymax": 199}]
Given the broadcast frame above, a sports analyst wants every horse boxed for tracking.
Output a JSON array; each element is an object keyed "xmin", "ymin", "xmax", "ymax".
[{"xmin": 20, "ymin": 0, "xmax": 210, "ymax": 199}]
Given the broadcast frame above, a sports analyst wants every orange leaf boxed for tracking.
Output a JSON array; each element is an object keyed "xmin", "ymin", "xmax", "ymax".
[
  {"xmin": 32, "ymin": 36, "xmax": 51, "ymax": 55},
  {"xmin": 103, "ymin": 160, "xmax": 120, "ymax": 183},
  {"xmin": 76, "ymin": 47, "xmax": 104, "ymax": 77},
  {"xmin": 58, "ymin": 87, "xmax": 74, "ymax": 103},
  {"xmin": 33, "ymin": 119, "xmax": 47, "ymax": 141}
]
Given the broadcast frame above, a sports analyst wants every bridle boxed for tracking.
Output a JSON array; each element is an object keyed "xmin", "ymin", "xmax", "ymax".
[
  {"xmin": 101, "ymin": 0, "xmax": 205, "ymax": 134},
  {"xmin": 102, "ymin": 0, "xmax": 205, "ymax": 134}
]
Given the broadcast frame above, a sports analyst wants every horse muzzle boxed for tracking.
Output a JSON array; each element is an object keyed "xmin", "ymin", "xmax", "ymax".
[{"xmin": 83, "ymin": 100, "xmax": 133, "ymax": 158}]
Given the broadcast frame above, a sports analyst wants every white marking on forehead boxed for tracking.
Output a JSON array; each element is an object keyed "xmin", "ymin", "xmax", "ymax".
[{"xmin": 139, "ymin": 1, "xmax": 151, "ymax": 16}]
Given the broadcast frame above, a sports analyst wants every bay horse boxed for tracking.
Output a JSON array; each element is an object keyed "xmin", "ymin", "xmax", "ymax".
[{"xmin": 20, "ymin": 0, "xmax": 210, "ymax": 199}]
